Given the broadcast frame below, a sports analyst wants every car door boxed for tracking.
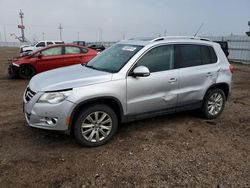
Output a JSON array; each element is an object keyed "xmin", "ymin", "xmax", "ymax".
[
  {"xmin": 126, "ymin": 44, "xmax": 179, "ymax": 115},
  {"xmin": 175, "ymin": 44, "xmax": 220, "ymax": 106},
  {"xmin": 63, "ymin": 46, "xmax": 84, "ymax": 66},
  {"xmin": 35, "ymin": 46, "xmax": 64, "ymax": 73}
]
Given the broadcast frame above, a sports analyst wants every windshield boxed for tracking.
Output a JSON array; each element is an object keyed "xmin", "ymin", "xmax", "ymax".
[{"xmin": 86, "ymin": 44, "xmax": 143, "ymax": 73}]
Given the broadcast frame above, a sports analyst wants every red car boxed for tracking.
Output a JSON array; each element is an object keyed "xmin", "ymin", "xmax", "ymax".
[{"xmin": 9, "ymin": 44, "xmax": 97, "ymax": 79}]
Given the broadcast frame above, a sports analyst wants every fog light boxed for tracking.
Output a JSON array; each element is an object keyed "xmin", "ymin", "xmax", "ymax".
[{"xmin": 43, "ymin": 117, "xmax": 58, "ymax": 125}]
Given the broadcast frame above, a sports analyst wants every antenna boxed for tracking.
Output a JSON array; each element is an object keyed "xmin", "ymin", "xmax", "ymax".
[{"xmin": 194, "ymin": 23, "xmax": 204, "ymax": 37}]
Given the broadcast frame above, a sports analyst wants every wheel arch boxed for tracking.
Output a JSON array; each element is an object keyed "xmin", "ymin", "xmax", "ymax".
[
  {"xmin": 68, "ymin": 97, "xmax": 124, "ymax": 135},
  {"xmin": 19, "ymin": 63, "xmax": 37, "ymax": 72},
  {"xmin": 204, "ymin": 82, "xmax": 230, "ymax": 100}
]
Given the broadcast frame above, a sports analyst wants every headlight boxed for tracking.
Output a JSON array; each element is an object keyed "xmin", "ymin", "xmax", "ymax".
[{"xmin": 38, "ymin": 90, "xmax": 72, "ymax": 104}]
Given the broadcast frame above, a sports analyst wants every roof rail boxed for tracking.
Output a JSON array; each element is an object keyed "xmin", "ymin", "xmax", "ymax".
[
  {"xmin": 150, "ymin": 36, "xmax": 211, "ymax": 42},
  {"xmin": 128, "ymin": 37, "xmax": 155, "ymax": 41}
]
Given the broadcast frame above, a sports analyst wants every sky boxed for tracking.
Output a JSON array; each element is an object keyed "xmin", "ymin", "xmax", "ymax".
[{"xmin": 0, "ymin": 0, "xmax": 249, "ymax": 43}]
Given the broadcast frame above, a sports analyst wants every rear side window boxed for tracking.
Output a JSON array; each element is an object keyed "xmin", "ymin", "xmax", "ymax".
[
  {"xmin": 81, "ymin": 48, "xmax": 88, "ymax": 53},
  {"xmin": 41, "ymin": 47, "xmax": 63, "ymax": 56},
  {"xmin": 136, "ymin": 45, "xmax": 174, "ymax": 73},
  {"xmin": 55, "ymin": 42, "xmax": 64, "ymax": 44},
  {"xmin": 65, "ymin": 46, "xmax": 81, "ymax": 54},
  {"xmin": 175, "ymin": 44, "xmax": 217, "ymax": 68},
  {"xmin": 47, "ymin": 42, "xmax": 53, "ymax": 45},
  {"xmin": 36, "ymin": 42, "xmax": 45, "ymax": 47},
  {"xmin": 201, "ymin": 45, "xmax": 217, "ymax": 64}
]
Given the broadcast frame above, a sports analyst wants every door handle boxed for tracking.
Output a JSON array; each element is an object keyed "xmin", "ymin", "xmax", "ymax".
[
  {"xmin": 206, "ymin": 72, "xmax": 213, "ymax": 77},
  {"xmin": 168, "ymin": 78, "xmax": 177, "ymax": 83}
]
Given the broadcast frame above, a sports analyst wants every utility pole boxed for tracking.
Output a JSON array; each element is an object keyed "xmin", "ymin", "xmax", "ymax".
[
  {"xmin": 164, "ymin": 30, "xmax": 167, "ymax": 36},
  {"xmin": 4, "ymin": 25, "xmax": 7, "ymax": 42},
  {"xmin": 42, "ymin": 32, "xmax": 45, "ymax": 40},
  {"xmin": 18, "ymin": 9, "xmax": 25, "ymax": 42},
  {"xmin": 77, "ymin": 32, "xmax": 79, "ymax": 40},
  {"xmin": 246, "ymin": 21, "xmax": 250, "ymax": 36},
  {"xmin": 58, "ymin": 23, "xmax": 63, "ymax": 41},
  {"xmin": 98, "ymin": 28, "xmax": 102, "ymax": 42}
]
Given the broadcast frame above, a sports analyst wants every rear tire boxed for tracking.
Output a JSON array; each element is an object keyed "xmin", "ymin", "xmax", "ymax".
[
  {"xmin": 74, "ymin": 104, "xmax": 118, "ymax": 147},
  {"xmin": 201, "ymin": 88, "xmax": 226, "ymax": 119},
  {"xmin": 18, "ymin": 65, "xmax": 36, "ymax": 79}
]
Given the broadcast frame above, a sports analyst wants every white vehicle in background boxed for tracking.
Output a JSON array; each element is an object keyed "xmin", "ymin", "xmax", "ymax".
[{"xmin": 20, "ymin": 40, "xmax": 64, "ymax": 54}]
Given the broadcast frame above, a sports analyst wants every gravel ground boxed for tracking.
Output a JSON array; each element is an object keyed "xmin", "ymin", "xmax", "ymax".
[{"xmin": 0, "ymin": 47, "xmax": 249, "ymax": 188}]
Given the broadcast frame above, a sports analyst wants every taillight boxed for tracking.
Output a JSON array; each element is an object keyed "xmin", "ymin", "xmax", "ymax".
[{"xmin": 229, "ymin": 65, "xmax": 234, "ymax": 74}]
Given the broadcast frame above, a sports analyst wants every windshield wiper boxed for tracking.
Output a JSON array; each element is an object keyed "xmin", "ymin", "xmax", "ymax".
[
  {"xmin": 84, "ymin": 64, "xmax": 113, "ymax": 73},
  {"xmin": 84, "ymin": 64, "xmax": 100, "ymax": 70}
]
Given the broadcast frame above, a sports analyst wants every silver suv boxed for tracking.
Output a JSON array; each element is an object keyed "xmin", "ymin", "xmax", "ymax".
[{"xmin": 23, "ymin": 36, "xmax": 234, "ymax": 146}]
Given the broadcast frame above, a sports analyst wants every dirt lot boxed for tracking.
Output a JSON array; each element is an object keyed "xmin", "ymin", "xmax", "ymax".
[{"xmin": 0, "ymin": 47, "xmax": 249, "ymax": 188}]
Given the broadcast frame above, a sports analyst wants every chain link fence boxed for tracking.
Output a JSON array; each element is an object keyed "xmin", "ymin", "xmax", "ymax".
[{"xmin": 1, "ymin": 35, "xmax": 250, "ymax": 64}]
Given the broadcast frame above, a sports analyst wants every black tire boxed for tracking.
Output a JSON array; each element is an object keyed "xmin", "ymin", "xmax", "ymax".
[
  {"xmin": 201, "ymin": 88, "xmax": 226, "ymax": 119},
  {"xmin": 18, "ymin": 65, "xmax": 36, "ymax": 79},
  {"xmin": 74, "ymin": 104, "xmax": 118, "ymax": 147}
]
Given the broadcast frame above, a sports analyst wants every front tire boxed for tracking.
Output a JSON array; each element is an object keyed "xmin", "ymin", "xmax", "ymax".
[
  {"xmin": 74, "ymin": 104, "xmax": 118, "ymax": 147},
  {"xmin": 201, "ymin": 88, "xmax": 226, "ymax": 119},
  {"xmin": 18, "ymin": 65, "xmax": 36, "ymax": 79}
]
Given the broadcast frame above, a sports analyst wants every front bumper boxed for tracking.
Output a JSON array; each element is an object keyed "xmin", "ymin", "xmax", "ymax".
[
  {"xmin": 8, "ymin": 63, "xmax": 19, "ymax": 78},
  {"xmin": 23, "ymin": 90, "xmax": 75, "ymax": 131}
]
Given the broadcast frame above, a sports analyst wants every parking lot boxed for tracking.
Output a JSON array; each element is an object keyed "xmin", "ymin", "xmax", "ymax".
[{"xmin": 0, "ymin": 47, "xmax": 249, "ymax": 187}]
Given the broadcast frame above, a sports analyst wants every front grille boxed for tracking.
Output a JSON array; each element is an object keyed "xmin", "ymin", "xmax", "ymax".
[{"xmin": 25, "ymin": 87, "xmax": 36, "ymax": 103}]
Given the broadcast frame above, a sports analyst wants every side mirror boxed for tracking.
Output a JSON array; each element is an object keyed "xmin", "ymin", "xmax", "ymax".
[
  {"xmin": 37, "ymin": 53, "xmax": 43, "ymax": 59},
  {"xmin": 132, "ymin": 66, "xmax": 150, "ymax": 77}
]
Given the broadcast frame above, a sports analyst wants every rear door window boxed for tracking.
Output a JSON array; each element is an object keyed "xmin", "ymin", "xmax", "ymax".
[
  {"xmin": 65, "ymin": 46, "xmax": 81, "ymax": 54},
  {"xmin": 176, "ymin": 44, "xmax": 202, "ymax": 68}
]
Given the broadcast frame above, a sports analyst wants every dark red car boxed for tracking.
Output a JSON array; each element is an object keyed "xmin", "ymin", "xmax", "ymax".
[{"xmin": 9, "ymin": 44, "xmax": 97, "ymax": 79}]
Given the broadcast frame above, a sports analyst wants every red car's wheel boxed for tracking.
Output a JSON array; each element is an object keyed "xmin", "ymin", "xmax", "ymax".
[{"xmin": 18, "ymin": 65, "xmax": 36, "ymax": 79}]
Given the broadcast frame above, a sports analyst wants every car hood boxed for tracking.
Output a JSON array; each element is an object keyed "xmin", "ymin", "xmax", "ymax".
[
  {"xmin": 13, "ymin": 56, "xmax": 30, "ymax": 62},
  {"xmin": 29, "ymin": 64, "xmax": 112, "ymax": 92}
]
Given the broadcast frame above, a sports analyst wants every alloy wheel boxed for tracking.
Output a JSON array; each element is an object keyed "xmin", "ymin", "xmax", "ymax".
[
  {"xmin": 81, "ymin": 111, "xmax": 112, "ymax": 143},
  {"xmin": 207, "ymin": 92, "xmax": 223, "ymax": 116}
]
